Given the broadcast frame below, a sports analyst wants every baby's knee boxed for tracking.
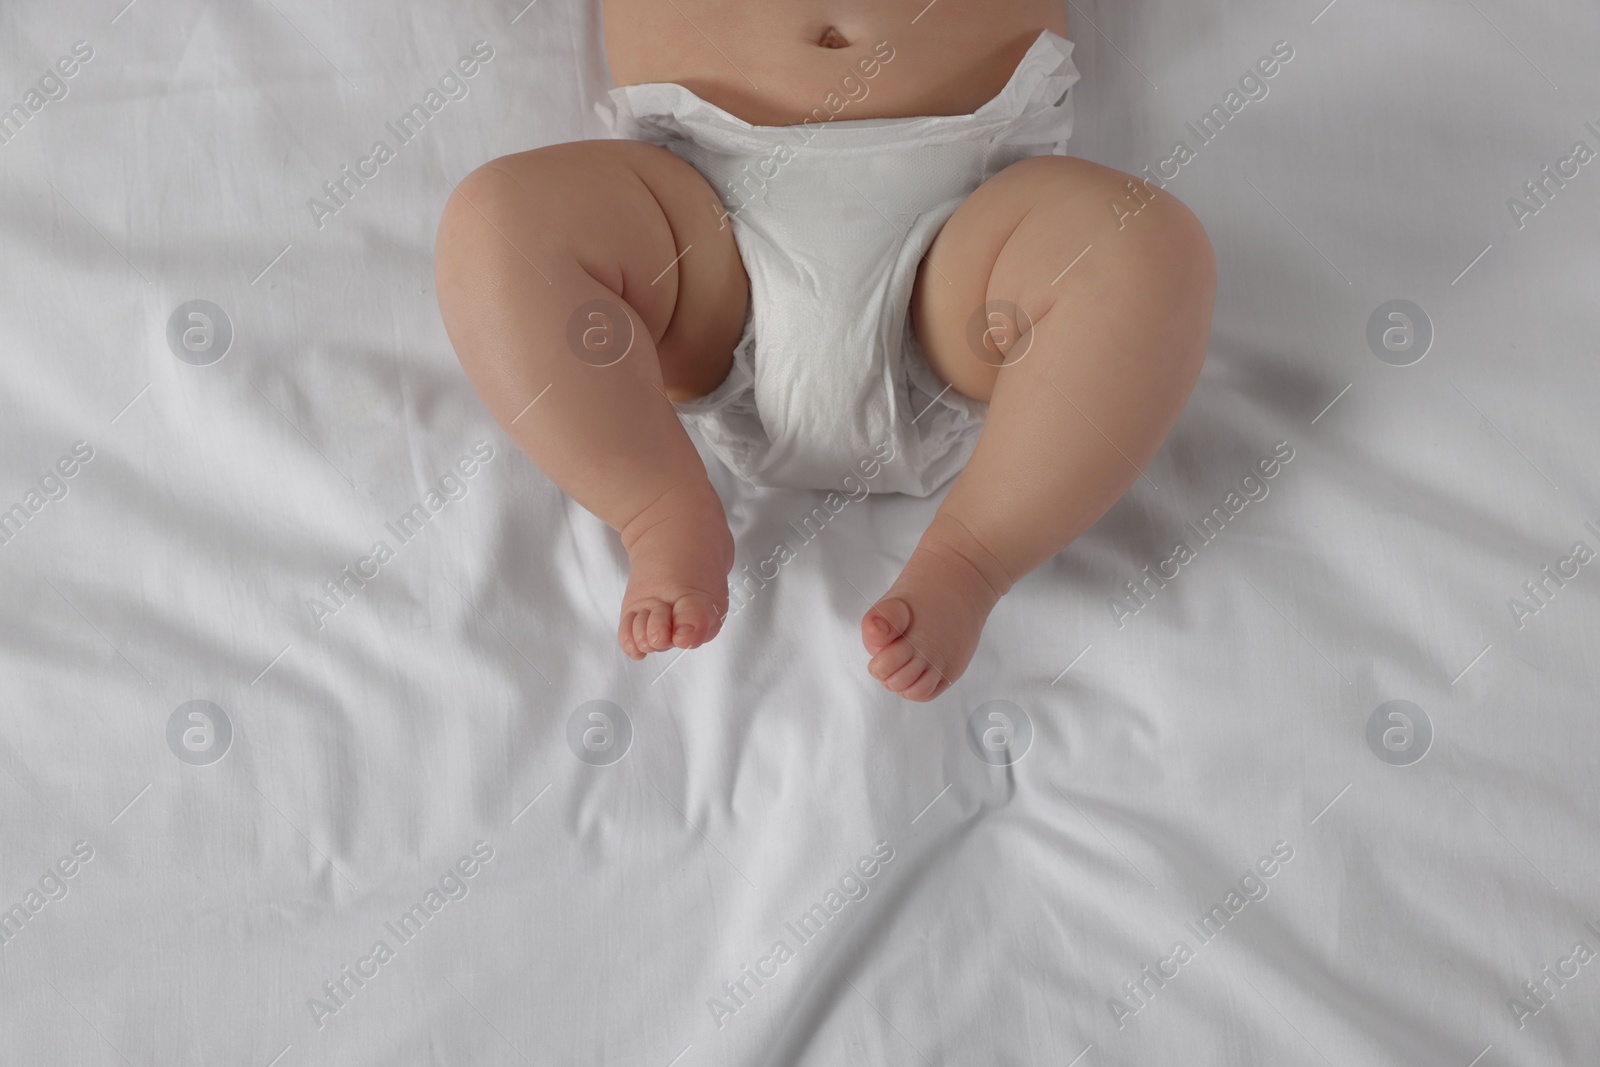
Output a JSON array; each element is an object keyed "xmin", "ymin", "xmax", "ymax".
[
  {"xmin": 472, "ymin": 139, "xmax": 666, "ymax": 191},
  {"xmin": 1058, "ymin": 162, "xmax": 1214, "ymax": 307},
  {"xmin": 437, "ymin": 140, "xmax": 670, "ymax": 260},
  {"xmin": 1130, "ymin": 185, "xmax": 1213, "ymax": 288},
  {"xmin": 1077, "ymin": 167, "xmax": 1213, "ymax": 288}
]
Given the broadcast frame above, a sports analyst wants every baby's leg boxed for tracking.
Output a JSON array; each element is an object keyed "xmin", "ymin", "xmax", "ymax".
[
  {"xmin": 435, "ymin": 141, "xmax": 749, "ymax": 658},
  {"xmin": 863, "ymin": 156, "xmax": 1215, "ymax": 700}
]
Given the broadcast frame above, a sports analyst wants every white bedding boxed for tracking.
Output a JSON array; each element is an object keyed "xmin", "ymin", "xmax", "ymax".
[{"xmin": 2, "ymin": 1, "xmax": 1598, "ymax": 1064}]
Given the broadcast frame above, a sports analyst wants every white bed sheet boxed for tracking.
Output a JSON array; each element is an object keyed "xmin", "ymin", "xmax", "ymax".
[{"xmin": 2, "ymin": 0, "xmax": 1598, "ymax": 1064}]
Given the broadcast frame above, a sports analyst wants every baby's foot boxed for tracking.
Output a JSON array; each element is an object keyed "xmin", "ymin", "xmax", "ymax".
[
  {"xmin": 861, "ymin": 517, "xmax": 1012, "ymax": 702},
  {"xmin": 617, "ymin": 481, "xmax": 734, "ymax": 660}
]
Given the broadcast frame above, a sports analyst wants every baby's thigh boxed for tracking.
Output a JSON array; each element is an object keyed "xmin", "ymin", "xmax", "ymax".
[
  {"xmin": 910, "ymin": 155, "xmax": 1201, "ymax": 402},
  {"xmin": 437, "ymin": 139, "xmax": 748, "ymax": 399}
]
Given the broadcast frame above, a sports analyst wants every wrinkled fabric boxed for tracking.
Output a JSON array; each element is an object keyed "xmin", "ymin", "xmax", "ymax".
[{"xmin": 3, "ymin": 2, "xmax": 1599, "ymax": 1064}]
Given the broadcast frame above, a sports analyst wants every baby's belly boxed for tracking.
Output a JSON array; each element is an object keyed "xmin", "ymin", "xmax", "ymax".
[{"xmin": 602, "ymin": 0, "xmax": 1068, "ymax": 127}]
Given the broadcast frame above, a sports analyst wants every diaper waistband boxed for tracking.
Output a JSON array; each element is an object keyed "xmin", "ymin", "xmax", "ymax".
[{"xmin": 596, "ymin": 29, "xmax": 1079, "ymax": 158}]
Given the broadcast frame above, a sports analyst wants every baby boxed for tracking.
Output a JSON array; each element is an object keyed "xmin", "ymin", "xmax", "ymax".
[{"xmin": 434, "ymin": 0, "xmax": 1215, "ymax": 701}]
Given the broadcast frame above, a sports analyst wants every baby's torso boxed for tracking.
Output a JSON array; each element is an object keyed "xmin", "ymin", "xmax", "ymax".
[{"xmin": 603, "ymin": 0, "xmax": 1068, "ymax": 127}]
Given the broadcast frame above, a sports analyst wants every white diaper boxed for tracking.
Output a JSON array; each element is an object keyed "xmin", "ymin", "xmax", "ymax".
[{"xmin": 596, "ymin": 31, "xmax": 1079, "ymax": 496}]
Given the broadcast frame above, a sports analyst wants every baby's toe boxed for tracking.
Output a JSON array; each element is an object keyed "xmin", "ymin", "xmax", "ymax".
[
  {"xmin": 881, "ymin": 651, "xmax": 932, "ymax": 693},
  {"xmin": 901, "ymin": 669, "xmax": 946, "ymax": 703},
  {"xmin": 671, "ymin": 593, "xmax": 718, "ymax": 648},
  {"xmin": 618, "ymin": 611, "xmax": 644, "ymax": 660},
  {"xmin": 862, "ymin": 597, "xmax": 913, "ymax": 655},
  {"xmin": 645, "ymin": 601, "xmax": 676, "ymax": 651},
  {"xmin": 868, "ymin": 637, "xmax": 918, "ymax": 682},
  {"xmin": 631, "ymin": 606, "xmax": 655, "ymax": 656}
]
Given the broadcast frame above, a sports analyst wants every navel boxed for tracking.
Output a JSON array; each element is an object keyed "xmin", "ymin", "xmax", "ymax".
[{"xmin": 817, "ymin": 26, "xmax": 849, "ymax": 49}]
